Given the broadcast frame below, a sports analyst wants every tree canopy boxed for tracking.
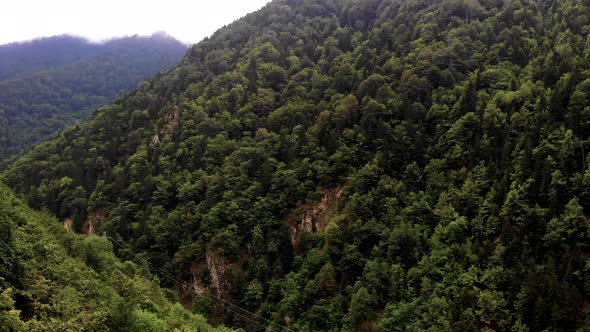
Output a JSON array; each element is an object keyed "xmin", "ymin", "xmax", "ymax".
[
  {"xmin": 3, "ymin": 0, "xmax": 590, "ymax": 330},
  {"xmin": 0, "ymin": 34, "xmax": 188, "ymax": 164},
  {"xmin": 0, "ymin": 182, "xmax": 233, "ymax": 331}
]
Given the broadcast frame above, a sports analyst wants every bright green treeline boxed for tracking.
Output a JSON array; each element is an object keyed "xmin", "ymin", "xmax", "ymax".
[
  {"xmin": 4, "ymin": 0, "xmax": 590, "ymax": 330},
  {"xmin": 0, "ymin": 182, "xmax": 233, "ymax": 331}
]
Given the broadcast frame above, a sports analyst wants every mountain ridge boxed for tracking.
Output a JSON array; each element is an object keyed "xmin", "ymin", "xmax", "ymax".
[
  {"xmin": 0, "ymin": 33, "xmax": 188, "ymax": 163},
  {"xmin": 4, "ymin": 0, "xmax": 590, "ymax": 330},
  {"xmin": 0, "ymin": 33, "xmax": 189, "ymax": 81}
]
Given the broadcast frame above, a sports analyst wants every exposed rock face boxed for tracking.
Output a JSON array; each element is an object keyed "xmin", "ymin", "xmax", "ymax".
[
  {"xmin": 63, "ymin": 217, "xmax": 73, "ymax": 231},
  {"xmin": 190, "ymin": 250, "xmax": 231, "ymax": 296},
  {"xmin": 188, "ymin": 249, "xmax": 231, "ymax": 324},
  {"xmin": 288, "ymin": 187, "xmax": 343, "ymax": 249},
  {"xmin": 82, "ymin": 208, "xmax": 109, "ymax": 236},
  {"xmin": 162, "ymin": 109, "xmax": 180, "ymax": 142},
  {"xmin": 151, "ymin": 128, "xmax": 161, "ymax": 145},
  {"xmin": 206, "ymin": 249, "xmax": 230, "ymax": 299}
]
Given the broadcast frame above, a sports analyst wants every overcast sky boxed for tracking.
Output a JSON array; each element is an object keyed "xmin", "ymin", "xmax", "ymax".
[{"xmin": 0, "ymin": 0, "xmax": 270, "ymax": 45}]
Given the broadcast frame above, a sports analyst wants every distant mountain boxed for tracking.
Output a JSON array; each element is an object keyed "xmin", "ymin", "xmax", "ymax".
[
  {"xmin": 0, "ymin": 34, "xmax": 188, "ymax": 163},
  {"xmin": 0, "ymin": 35, "xmax": 100, "ymax": 81}
]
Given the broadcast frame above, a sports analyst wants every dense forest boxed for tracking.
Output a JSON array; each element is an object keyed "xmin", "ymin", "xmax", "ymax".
[
  {"xmin": 0, "ymin": 35, "xmax": 102, "ymax": 81},
  {"xmin": 0, "ymin": 182, "xmax": 232, "ymax": 331},
  {"xmin": 3, "ymin": 0, "xmax": 590, "ymax": 330},
  {"xmin": 0, "ymin": 33, "xmax": 188, "ymax": 163}
]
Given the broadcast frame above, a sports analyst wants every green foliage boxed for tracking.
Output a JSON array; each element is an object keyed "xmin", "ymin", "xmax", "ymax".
[
  {"xmin": 0, "ymin": 34, "xmax": 187, "ymax": 163},
  {"xmin": 3, "ymin": 0, "xmax": 590, "ymax": 330},
  {"xmin": 0, "ymin": 288, "xmax": 24, "ymax": 332},
  {"xmin": 0, "ymin": 182, "xmax": 230, "ymax": 331}
]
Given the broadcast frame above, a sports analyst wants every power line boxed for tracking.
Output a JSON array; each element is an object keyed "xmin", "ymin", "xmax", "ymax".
[
  {"xmin": 144, "ymin": 263, "xmax": 273, "ymax": 332},
  {"xmin": 104, "ymin": 234, "xmax": 292, "ymax": 332},
  {"xmin": 145, "ymin": 260, "xmax": 289, "ymax": 332},
  {"xmin": 105, "ymin": 235, "xmax": 271, "ymax": 330}
]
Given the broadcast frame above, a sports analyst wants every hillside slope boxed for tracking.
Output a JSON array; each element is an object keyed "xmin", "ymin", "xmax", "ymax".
[
  {"xmin": 0, "ymin": 34, "xmax": 188, "ymax": 162},
  {"xmin": 0, "ymin": 35, "xmax": 101, "ymax": 81},
  {"xmin": 5, "ymin": 0, "xmax": 590, "ymax": 330},
  {"xmin": 0, "ymin": 181, "xmax": 233, "ymax": 331}
]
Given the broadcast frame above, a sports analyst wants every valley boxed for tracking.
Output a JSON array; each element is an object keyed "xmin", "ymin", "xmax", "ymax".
[{"xmin": 1, "ymin": 0, "xmax": 589, "ymax": 330}]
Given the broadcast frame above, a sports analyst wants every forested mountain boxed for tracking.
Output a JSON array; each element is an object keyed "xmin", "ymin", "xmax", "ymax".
[
  {"xmin": 3, "ymin": 0, "xmax": 590, "ymax": 330},
  {"xmin": 0, "ymin": 35, "xmax": 101, "ymax": 81},
  {"xmin": 0, "ymin": 34, "xmax": 188, "ymax": 162},
  {"xmin": 0, "ymin": 182, "xmax": 232, "ymax": 331}
]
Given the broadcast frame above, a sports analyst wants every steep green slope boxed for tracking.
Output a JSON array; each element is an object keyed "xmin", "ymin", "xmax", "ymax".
[
  {"xmin": 0, "ymin": 34, "xmax": 188, "ymax": 163},
  {"xmin": 0, "ymin": 181, "xmax": 232, "ymax": 331},
  {"xmin": 4, "ymin": 0, "xmax": 590, "ymax": 330}
]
